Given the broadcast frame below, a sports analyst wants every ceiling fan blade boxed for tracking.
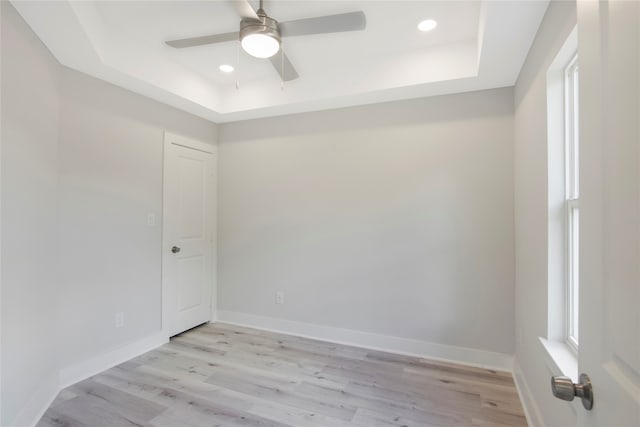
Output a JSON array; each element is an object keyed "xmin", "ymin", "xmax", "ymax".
[
  {"xmin": 279, "ymin": 11, "xmax": 366, "ymax": 37},
  {"xmin": 230, "ymin": 0, "xmax": 259, "ymax": 20},
  {"xmin": 269, "ymin": 50, "xmax": 299, "ymax": 82},
  {"xmin": 166, "ymin": 32, "xmax": 237, "ymax": 48}
]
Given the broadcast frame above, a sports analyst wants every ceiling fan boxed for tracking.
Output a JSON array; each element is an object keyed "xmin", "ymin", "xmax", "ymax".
[{"xmin": 165, "ymin": 0, "xmax": 367, "ymax": 82}]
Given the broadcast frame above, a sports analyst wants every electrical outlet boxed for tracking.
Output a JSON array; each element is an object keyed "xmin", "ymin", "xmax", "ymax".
[
  {"xmin": 276, "ymin": 291, "xmax": 284, "ymax": 305},
  {"xmin": 115, "ymin": 312, "xmax": 124, "ymax": 328},
  {"xmin": 147, "ymin": 213, "xmax": 156, "ymax": 227}
]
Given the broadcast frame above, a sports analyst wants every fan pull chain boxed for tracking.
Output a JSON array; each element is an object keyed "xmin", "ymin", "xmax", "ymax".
[
  {"xmin": 235, "ymin": 42, "xmax": 240, "ymax": 90},
  {"xmin": 280, "ymin": 45, "xmax": 284, "ymax": 91}
]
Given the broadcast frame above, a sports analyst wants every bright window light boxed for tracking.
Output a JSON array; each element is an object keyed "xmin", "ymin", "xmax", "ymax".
[{"xmin": 564, "ymin": 53, "xmax": 580, "ymax": 351}]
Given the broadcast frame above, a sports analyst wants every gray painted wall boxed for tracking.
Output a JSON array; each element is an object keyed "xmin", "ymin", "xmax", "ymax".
[
  {"xmin": 1, "ymin": 3, "xmax": 60, "ymax": 425},
  {"xmin": 218, "ymin": 88, "xmax": 515, "ymax": 354},
  {"xmin": 514, "ymin": 1, "xmax": 578, "ymax": 426},
  {"xmin": 56, "ymin": 65, "xmax": 217, "ymax": 371},
  {"xmin": 0, "ymin": 3, "xmax": 218, "ymax": 425}
]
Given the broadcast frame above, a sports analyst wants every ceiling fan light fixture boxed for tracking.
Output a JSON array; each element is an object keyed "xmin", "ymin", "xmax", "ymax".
[
  {"xmin": 240, "ymin": 15, "xmax": 281, "ymax": 59},
  {"xmin": 418, "ymin": 19, "xmax": 438, "ymax": 32},
  {"xmin": 165, "ymin": 1, "xmax": 367, "ymax": 82},
  {"xmin": 241, "ymin": 33, "xmax": 280, "ymax": 58}
]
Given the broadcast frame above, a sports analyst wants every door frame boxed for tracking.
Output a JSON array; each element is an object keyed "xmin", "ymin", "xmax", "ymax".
[{"xmin": 161, "ymin": 131, "xmax": 217, "ymax": 339}]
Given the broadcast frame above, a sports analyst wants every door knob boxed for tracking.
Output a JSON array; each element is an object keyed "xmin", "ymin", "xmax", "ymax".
[
  {"xmin": 551, "ymin": 373, "xmax": 594, "ymax": 410},
  {"xmin": 171, "ymin": 246, "xmax": 181, "ymax": 254}
]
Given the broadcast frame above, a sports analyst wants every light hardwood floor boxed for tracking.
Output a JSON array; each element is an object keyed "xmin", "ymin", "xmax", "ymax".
[{"xmin": 37, "ymin": 323, "xmax": 528, "ymax": 427}]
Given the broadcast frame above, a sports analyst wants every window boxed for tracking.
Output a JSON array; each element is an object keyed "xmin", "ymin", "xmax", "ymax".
[
  {"xmin": 564, "ymin": 54, "xmax": 579, "ymax": 351},
  {"xmin": 542, "ymin": 28, "xmax": 578, "ymax": 378}
]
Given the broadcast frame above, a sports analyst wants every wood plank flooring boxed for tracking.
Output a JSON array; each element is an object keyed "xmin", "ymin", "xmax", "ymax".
[{"xmin": 37, "ymin": 323, "xmax": 528, "ymax": 427}]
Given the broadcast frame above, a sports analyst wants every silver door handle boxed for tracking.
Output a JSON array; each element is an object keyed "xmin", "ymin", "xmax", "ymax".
[
  {"xmin": 171, "ymin": 246, "xmax": 181, "ymax": 254},
  {"xmin": 551, "ymin": 373, "xmax": 594, "ymax": 410}
]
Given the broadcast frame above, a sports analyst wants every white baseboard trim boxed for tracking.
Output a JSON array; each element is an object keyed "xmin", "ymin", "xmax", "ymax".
[
  {"xmin": 58, "ymin": 332, "xmax": 168, "ymax": 389},
  {"xmin": 513, "ymin": 357, "xmax": 545, "ymax": 427},
  {"xmin": 10, "ymin": 372, "xmax": 59, "ymax": 427},
  {"xmin": 217, "ymin": 310, "xmax": 513, "ymax": 372},
  {"xmin": 9, "ymin": 332, "xmax": 168, "ymax": 427}
]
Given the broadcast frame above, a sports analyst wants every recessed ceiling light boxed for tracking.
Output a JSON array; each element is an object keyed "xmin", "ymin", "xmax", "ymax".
[
  {"xmin": 418, "ymin": 19, "xmax": 438, "ymax": 32},
  {"xmin": 219, "ymin": 64, "xmax": 234, "ymax": 73}
]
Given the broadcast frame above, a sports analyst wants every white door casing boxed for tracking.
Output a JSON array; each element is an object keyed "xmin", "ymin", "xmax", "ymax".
[
  {"xmin": 578, "ymin": 1, "xmax": 640, "ymax": 426},
  {"xmin": 162, "ymin": 132, "xmax": 216, "ymax": 338}
]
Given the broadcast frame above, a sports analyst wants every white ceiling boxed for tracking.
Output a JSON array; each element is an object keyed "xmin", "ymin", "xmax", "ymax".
[{"xmin": 12, "ymin": 0, "xmax": 548, "ymax": 123}]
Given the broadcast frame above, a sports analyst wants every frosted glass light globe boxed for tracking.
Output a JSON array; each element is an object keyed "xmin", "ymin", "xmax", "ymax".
[
  {"xmin": 241, "ymin": 33, "xmax": 280, "ymax": 59},
  {"xmin": 418, "ymin": 19, "xmax": 438, "ymax": 32}
]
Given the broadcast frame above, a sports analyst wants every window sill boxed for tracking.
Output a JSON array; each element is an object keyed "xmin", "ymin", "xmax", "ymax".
[{"xmin": 538, "ymin": 337, "xmax": 578, "ymax": 381}]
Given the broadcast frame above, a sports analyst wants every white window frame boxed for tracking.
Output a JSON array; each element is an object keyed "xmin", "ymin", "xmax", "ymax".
[
  {"xmin": 564, "ymin": 53, "xmax": 579, "ymax": 352},
  {"xmin": 541, "ymin": 27, "xmax": 578, "ymax": 380}
]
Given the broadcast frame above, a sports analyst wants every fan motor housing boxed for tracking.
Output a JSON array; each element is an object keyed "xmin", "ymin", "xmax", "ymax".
[{"xmin": 240, "ymin": 15, "xmax": 281, "ymax": 44}]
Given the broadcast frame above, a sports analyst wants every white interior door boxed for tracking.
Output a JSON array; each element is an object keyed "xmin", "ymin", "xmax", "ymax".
[
  {"xmin": 578, "ymin": 1, "xmax": 639, "ymax": 425},
  {"xmin": 162, "ymin": 132, "xmax": 216, "ymax": 338}
]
